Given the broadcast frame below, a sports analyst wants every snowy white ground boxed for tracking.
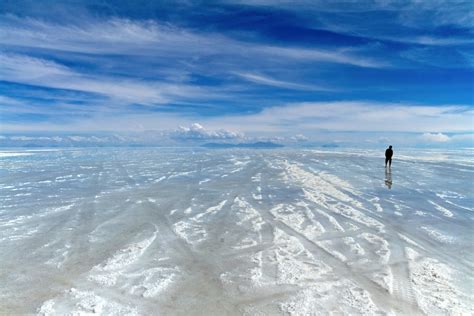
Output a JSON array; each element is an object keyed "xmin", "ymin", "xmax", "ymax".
[{"xmin": 0, "ymin": 148, "xmax": 472, "ymax": 315}]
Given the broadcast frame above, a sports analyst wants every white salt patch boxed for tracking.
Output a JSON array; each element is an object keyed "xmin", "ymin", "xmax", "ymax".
[
  {"xmin": 173, "ymin": 220, "xmax": 207, "ymax": 245},
  {"xmin": 45, "ymin": 243, "xmax": 71, "ymax": 268},
  {"xmin": 198, "ymin": 178, "xmax": 211, "ymax": 185},
  {"xmin": 339, "ymin": 286, "xmax": 380, "ymax": 314},
  {"xmin": 318, "ymin": 240, "xmax": 347, "ymax": 262},
  {"xmin": 128, "ymin": 266, "xmax": 179, "ymax": 298},
  {"xmin": 89, "ymin": 226, "xmax": 158, "ymax": 286},
  {"xmin": 168, "ymin": 171, "xmax": 195, "ymax": 179},
  {"xmin": 14, "ymin": 192, "xmax": 32, "ymax": 196},
  {"xmin": 252, "ymin": 186, "xmax": 263, "ymax": 200},
  {"xmin": 273, "ymin": 228, "xmax": 331, "ymax": 284},
  {"xmin": 232, "ymin": 237, "xmax": 258, "ymax": 250},
  {"xmin": 406, "ymin": 247, "xmax": 469, "ymax": 315},
  {"xmin": 0, "ymin": 152, "xmax": 34, "ymax": 158},
  {"xmin": 343, "ymin": 237, "xmax": 365, "ymax": 256},
  {"xmin": 359, "ymin": 232, "xmax": 390, "ymax": 264},
  {"xmin": 279, "ymin": 282, "xmax": 381, "ymax": 315},
  {"xmin": 398, "ymin": 233, "xmax": 422, "ymax": 248},
  {"xmin": 270, "ymin": 204, "xmax": 325, "ymax": 240},
  {"xmin": 284, "ymin": 163, "xmax": 384, "ymax": 232},
  {"xmin": 251, "ymin": 173, "xmax": 261, "ymax": 182},
  {"xmin": 7, "ymin": 226, "xmax": 40, "ymax": 241},
  {"xmin": 38, "ymin": 300, "xmax": 55, "ymax": 315},
  {"xmin": 372, "ymin": 266, "xmax": 394, "ymax": 294},
  {"xmin": 369, "ymin": 197, "xmax": 384, "ymax": 212},
  {"xmin": 420, "ymin": 226, "xmax": 456, "ymax": 244},
  {"xmin": 428, "ymin": 200, "xmax": 454, "ymax": 218},
  {"xmin": 249, "ymin": 251, "xmax": 263, "ymax": 285},
  {"xmin": 346, "ymin": 222, "xmax": 359, "ymax": 231},
  {"xmin": 279, "ymin": 288, "xmax": 321, "ymax": 316},
  {"xmin": 230, "ymin": 167, "xmax": 243, "ymax": 174},
  {"xmin": 233, "ymin": 197, "xmax": 264, "ymax": 232},
  {"xmin": 289, "ymin": 163, "xmax": 359, "ymax": 205},
  {"xmin": 232, "ymin": 160, "xmax": 251, "ymax": 167},
  {"xmin": 154, "ymin": 176, "xmax": 166, "ymax": 183},
  {"xmin": 38, "ymin": 288, "xmax": 139, "ymax": 315},
  {"xmin": 332, "ymin": 203, "xmax": 385, "ymax": 232},
  {"xmin": 300, "ymin": 193, "xmax": 345, "ymax": 232},
  {"xmin": 193, "ymin": 200, "xmax": 227, "ymax": 221},
  {"xmin": 436, "ymin": 191, "xmax": 464, "ymax": 199}
]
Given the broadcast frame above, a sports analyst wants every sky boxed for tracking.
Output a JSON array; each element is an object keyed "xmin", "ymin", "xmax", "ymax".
[{"xmin": 0, "ymin": 0, "xmax": 473, "ymax": 146}]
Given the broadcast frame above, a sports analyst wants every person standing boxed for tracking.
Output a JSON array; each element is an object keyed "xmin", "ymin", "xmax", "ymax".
[{"xmin": 385, "ymin": 145, "xmax": 393, "ymax": 168}]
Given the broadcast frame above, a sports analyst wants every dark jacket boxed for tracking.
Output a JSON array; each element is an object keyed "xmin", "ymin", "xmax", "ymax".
[{"xmin": 385, "ymin": 148, "xmax": 393, "ymax": 159}]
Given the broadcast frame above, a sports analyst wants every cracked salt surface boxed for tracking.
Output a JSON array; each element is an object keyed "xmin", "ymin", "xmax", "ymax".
[{"xmin": 0, "ymin": 147, "xmax": 472, "ymax": 315}]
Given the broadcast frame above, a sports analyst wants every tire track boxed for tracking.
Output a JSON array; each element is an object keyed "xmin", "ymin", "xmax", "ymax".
[
  {"xmin": 389, "ymin": 233, "xmax": 424, "ymax": 315},
  {"xmin": 259, "ymin": 203, "xmax": 424, "ymax": 315}
]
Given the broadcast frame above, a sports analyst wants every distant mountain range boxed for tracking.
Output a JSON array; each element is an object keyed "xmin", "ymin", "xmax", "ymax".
[{"xmin": 201, "ymin": 141, "xmax": 284, "ymax": 149}]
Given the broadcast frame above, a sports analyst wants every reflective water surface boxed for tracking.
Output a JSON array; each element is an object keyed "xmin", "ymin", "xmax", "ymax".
[{"xmin": 0, "ymin": 148, "xmax": 472, "ymax": 315}]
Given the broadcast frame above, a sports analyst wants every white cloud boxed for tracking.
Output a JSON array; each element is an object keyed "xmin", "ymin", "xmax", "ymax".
[
  {"xmin": 0, "ymin": 16, "xmax": 386, "ymax": 68},
  {"xmin": 420, "ymin": 133, "xmax": 451, "ymax": 143},
  {"xmin": 171, "ymin": 123, "xmax": 243, "ymax": 141},
  {"xmin": 0, "ymin": 53, "xmax": 218, "ymax": 106},
  {"xmin": 3, "ymin": 101, "xmax": 472, "ymax": 136},
  {"xmin": 237, "ymin": 0, "xmax": 474, "ymax": 32},
  {"xmin": 204, "ymin": 101, "xmax": 474, "ymax": 134},
  {"xmin": 258, "ymin": 45, "xmax": 387, "ymax": 68},
  {"xmin": 291, "ymin": 134, "xmax": 309, "ymax": 142},
  {"xmin": 10, "ymin": 136, "xmax": 36, "ymax": 141},
  {"xmin": 234, "ymin": 72, "xmax": 332, "ymax": 91},
  {"xmin": 419, "ymin": 132, "xmax": 474, "ymax": 144}
]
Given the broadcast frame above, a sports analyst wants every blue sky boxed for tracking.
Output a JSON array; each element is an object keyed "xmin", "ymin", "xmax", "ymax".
[{"xmin": 0, "ymin": 0, "xmax": 473, "ymax": 146}]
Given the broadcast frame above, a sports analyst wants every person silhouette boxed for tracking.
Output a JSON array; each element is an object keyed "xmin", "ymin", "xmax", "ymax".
[{"xmin": 385, "ymin": 145, "xmax": 393, "ymax": 168}]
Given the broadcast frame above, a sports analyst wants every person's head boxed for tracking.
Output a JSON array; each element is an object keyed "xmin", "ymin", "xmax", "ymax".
[{"xmin": 389, "ymin": 145, "xmax": 392, "ymax": 149}]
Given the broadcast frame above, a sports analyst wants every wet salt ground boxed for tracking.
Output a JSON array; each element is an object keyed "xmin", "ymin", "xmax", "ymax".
[{"xmin": 0, "ymin": 148, "xmax": 473, "ymax": 315}]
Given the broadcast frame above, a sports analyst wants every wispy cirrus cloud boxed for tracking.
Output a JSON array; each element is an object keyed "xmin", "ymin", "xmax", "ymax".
[
  {"xmin": 237, "ymin": 0, "xmax": 474, "ymax": 30},
  {"xmin": 204, "ymin": 102, "xmax": 474, "ymax": 134},
  {"xmin": 233, "ymin": 72, "xmax": 332, "ymax": 91},
  {"xmin": 0, "ymin": 14, "xmax": 389, "ymax": 123},
  {"xmin": 0, "ymin": 15, "xmax": 387, "ymax": 68},
  {"xmin": 2, "ymin": 101, "xmax": 472, "ymax": 136},
  {"xmin": 0, "ymin": 53, "xmax": 226, "ymax": 106},
  {"xmin": 0, "ymin": 1, "xmax": 472, "ymax": 141}
]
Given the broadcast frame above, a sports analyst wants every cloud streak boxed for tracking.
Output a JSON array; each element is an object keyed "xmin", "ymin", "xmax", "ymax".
[
  {"xmin": 0, "ymin": 2, "xmax": 472, "ymax": 141},
  {"xmin": 2, "ymin": 101, "xmax": 472, "ymax": 136},
  {"xmin": 205, "ymin": 102, "xmax": 474, "ymax": 134},
  {"xmin": 420, "ymin": 133, "xmax": 451, "ymax": 143},
  {"xmin": 0, "ymin": 53, "xmax": 227, "ymax": 106},
  {"xmin": 0, "ymin": 15, "xmax": 389, "ymax": 68},
  {"xmin": 171, "ymin": 123, "xmax": 243, "ymax": 141},
  {"xmin": 234, "ymin": 72, "xmax": 332, "ymax": 91}
]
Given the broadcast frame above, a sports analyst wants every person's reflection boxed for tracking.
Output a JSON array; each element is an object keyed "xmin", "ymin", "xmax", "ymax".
[{"xmin": 384, "ymin": 168, "xmax": 393, "ymax": 189}]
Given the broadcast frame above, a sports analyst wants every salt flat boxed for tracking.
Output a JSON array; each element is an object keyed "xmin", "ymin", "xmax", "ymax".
[{"xmin": 0, "ymin": 148, "xmax": 472, "ymax": 315}]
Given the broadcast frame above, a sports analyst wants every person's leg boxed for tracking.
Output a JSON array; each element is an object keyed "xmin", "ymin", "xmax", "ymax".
[
  {"xmin": 389, "ymin": 159, "xmax": 392, "ymax": 167},
  {"xmin": 385, "ymin": 158, "xmax": 388, "ymax": 167}
]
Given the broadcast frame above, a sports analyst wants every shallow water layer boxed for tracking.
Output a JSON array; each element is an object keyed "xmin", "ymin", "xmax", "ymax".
[{"xmin": 0, "ymin": 147, "xmax": 473, "ymax": 315}]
